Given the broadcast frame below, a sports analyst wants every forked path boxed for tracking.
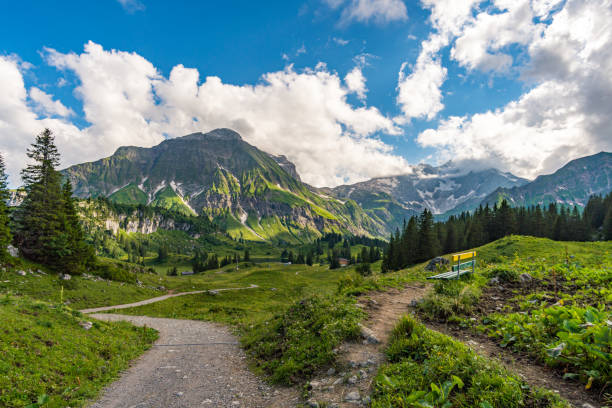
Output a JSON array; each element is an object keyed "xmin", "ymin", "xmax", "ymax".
[
  {"xmin": 80, "ymin": 285, "xmax": 258, "ymax": 314},
  {"xmin": 88, "ymin": 314, "xmax": 298, "ymax": 408}
]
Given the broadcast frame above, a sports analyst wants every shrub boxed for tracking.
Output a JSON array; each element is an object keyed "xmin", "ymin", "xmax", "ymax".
[
  {"xmin": 489, "ymin": 267, "xmax": 519, "ymax": 283},
  {"xmin": 356, "ymin": 262, "xmax": 372, "ymax": 276}
]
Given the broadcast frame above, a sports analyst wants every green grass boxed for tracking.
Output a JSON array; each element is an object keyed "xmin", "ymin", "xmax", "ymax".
[
  {"xmin": 371, "ymin": 315, "xmax": 570, "ymax": 408},
  {"xmin": 0, "ymin": 295, "xmax": 157, "ymax": 407},
  {"xmin": 149, "ymin": 186, "xmax": 195, "ymax": 216},
  {"xmin": 107, "ymin": 184, "xmax": 147, "ymax": 205},
  {"xmin": 0, "ymin": 262, "xmax": 163, "ymax": 310},
  {"xmin": 104, "ymin": 263, "xmax": 351, "ymax": 324}
]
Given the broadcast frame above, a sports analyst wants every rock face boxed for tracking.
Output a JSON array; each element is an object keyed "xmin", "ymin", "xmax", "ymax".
[
  {"xmin": 482, "ymin": 151, "xmax": 612, "ymax": 209},
  {"xmin": 62, "ymin": 129, "xmax": 386, "ymax": 242},
  {"xmin": 425, "ymin": 257, "xmax": 450, "ymax": 271}
]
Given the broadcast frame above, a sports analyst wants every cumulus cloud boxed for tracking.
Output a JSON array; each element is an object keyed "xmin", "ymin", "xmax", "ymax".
[
  {"xmin": 324, "ymin": 0, "xmax": 408, "ymax": 25},
  {"xmin": 417, "ymin": 0, "xmax": 612, "ymax": 179},
  {"xmin": 344, "ymin": 67, "xmax": 367, "ymax": 101},
  {"xmin": 396, "ymin": 35, "xmax": 447, "ymax": 121},
  {"xmin": 0, "ymin": 41, "xmax": 410, "ymax": 187}
]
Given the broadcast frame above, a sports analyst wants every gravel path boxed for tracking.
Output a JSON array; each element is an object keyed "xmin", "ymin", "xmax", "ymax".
[
  {"xmin": 80, "ymin": 285, "xmax": 258, "ymax": 314},
  {"xmin": 88, "ymin": 314, "xmax": 298, "ymax": 408}
]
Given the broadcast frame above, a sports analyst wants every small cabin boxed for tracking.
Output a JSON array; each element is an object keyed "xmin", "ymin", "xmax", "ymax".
[{"xmin": 338, "ymin": 258, "xmax": 350, "ymax": 267}]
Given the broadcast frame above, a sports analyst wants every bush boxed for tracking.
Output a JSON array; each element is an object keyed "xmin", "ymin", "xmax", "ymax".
[
  {"xmin": 356, "ymin": 262, "xmax": 372, "ymax": 276},
  {"xmin": 92, "ymin": 262, "xmax": 136, "ymax": 283},
  {"xmin": 420, "ymin": 281, "xmax": 482, "ymax": 320},
  {"xmin": 489, "ymin": 267, "xmax": 519, "ymax": 283}
]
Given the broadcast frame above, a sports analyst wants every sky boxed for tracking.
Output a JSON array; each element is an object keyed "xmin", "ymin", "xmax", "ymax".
[{"xmin": 1, "ymin": 0, "xmax": 611, "ymax": 188}]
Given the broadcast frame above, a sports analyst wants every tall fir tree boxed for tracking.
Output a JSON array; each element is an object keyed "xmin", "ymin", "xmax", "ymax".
[
  {"xmin": 603, "ymin": 205, "xmax": 612, "ymax": 241},
  {"xmin": 0, "ymin": 153, "xmax": 11, "ymax": 259},
  {"xmin": 14, "ymin": 129, "xmax": 68, "ymax": 269},
  {"xmin": 14, "ymin": 129, "xmax": 92, "ymax": 272},
  {"xmin": 416, "ymin": 209, "xmax": 439, "ymax": 262}
]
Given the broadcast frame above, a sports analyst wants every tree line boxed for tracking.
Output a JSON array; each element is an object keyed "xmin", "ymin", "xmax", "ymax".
[
  {"xmin": 382, "ymin": 196, "xmax": 612, "ymax": 272},
  {"xmin": 0, "ymin": 129, "xmax": 93, "ymax": 272}
]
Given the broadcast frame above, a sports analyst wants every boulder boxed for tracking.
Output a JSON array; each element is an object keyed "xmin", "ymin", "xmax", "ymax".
[
  {"xmin": 425, "ymin": 257, "xmax": 450, "ymax": 271},
  {"xmin": 17, "ymin": 270, "xmax": 26, "ymax": 276},
  {"xmin": 518, "ymin": 273, "xmax": 533, "ymax": 283},
  {"xmin": 345, "ymin": 391, "xmax": 360, "ymax": 401},
  {"xmin": 61, "ymin": 274, "xmax": 71, "ymax": 280}
]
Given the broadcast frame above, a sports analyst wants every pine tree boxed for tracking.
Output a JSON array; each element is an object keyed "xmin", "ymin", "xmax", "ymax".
[
  {"xmin": 603, "ymin": 205, "xmax": 612, "ymax": 240},
  {"xmin": 416, "ymin": 209, "xmax": 439, "ymax": 262},
  {"xmin": 0, "ymin": 153, "xmax": 11, "ymax": 259},
  {"xmin": 14, "ymin": 129, "xmax": 69, "ymax": 270}
]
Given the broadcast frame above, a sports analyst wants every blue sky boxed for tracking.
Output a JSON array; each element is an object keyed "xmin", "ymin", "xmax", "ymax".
[{"xmin": 1, "ymin": 0, "xmax": 611, "ymax": 187}]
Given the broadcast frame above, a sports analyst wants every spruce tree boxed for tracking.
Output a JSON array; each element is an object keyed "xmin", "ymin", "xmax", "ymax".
[
  {"xmin": 14, "ymin": 129, "xmax": 68, "ymax": 270},
  {"xmin": 0, "ymin": 153, "xmax": 11, "ymax": 259},
  {"xmin": 603, "ymin": 205, "xmax": 612, "ymax": 241},
  {"xmin": 416, "ymin": 209, "xmax": 439, "ymax": 262}
]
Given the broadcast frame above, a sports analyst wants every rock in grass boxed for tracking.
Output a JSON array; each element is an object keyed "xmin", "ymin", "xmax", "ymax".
[
  {"xmin": 79, "ymin": 321, "xmax": 93, "ymax": 330},
  {"xmin": 518, "ymin": 273, "xmax": 533, "ymax": 283},
  {"xmin": 7, "ymin": 245, "xmax": 18, "ymax": 257},
  {"xmin": 359, "ymin": 324, "xmax": 380, "ymax": 344},
  {"xmin": 17, "ymin": 270, "xmax": 26, "ymax": 276},
  {"xmin": 61, "ymin": 273, "xmax": 71, "ymax": 280},
  {"xmin": 327, "ymin": 367, "xmax": 336, "ymax": 375}
]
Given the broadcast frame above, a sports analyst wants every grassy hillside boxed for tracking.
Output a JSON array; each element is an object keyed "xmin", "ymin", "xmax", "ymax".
[
  {"xmin": 0, "ymin": 296, "xmax": 157, "ymax": 407},
  {"xmin": 416, "ymin": 235, "xmax": 612, "ymax": 401}
]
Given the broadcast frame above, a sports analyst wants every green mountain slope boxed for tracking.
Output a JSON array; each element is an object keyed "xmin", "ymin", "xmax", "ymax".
[{"xmin": 63, "ymin": 129, "xmax": 386, "ymax": 242}]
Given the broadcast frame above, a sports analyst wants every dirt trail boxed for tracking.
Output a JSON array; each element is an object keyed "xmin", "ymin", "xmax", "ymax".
[
  {"xmin": 427, "ymin": 321, "xmax": 603, "ymax": 408},
  {"xmin": 80, "ymin": 285, "xmax": 258, "ymax": 314},
  {"xmin": 88, "ymin": 314, "xmax": 298, "ymax": 408},
  {"xmin": 305, "ymin": 284, "xmax": 428, "ymax": 407}
]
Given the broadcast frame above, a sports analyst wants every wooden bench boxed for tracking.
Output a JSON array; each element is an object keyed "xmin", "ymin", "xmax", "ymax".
[{"xmin": 427, "ymin": 251, "xmax": 476, "ymax": 280}]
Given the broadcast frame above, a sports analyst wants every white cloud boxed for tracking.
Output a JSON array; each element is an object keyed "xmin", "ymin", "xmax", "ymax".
[
  {"xmin": 395, "ymin": 1, "xmax": 478, "ymax": 122},
  {"xmin": 0, "ymin": 56, "xmax": 87, "ymax": 187},
  {"xmin": 344, "ymin": 67, "xmax": 367, "ymax": 100},
  {"xmin": 0, "ymin": 41, "xmax": 411, "ymax": 188},
  {"xmin": 117, "ymin": 0, "xmax": 145, "ymax": 13},
  {"xmin": 324, "ymin": 0, "xmax": 408, "ymax": 25},
  {"xmin": 396, "ymin": 35, "xmax": 447, "ymax": 122},
  {"xmin": 417, "ymin": 0, "xmax": 612, "ymax": 179},
  {"xmin": 29, "ymin": 87, "xmax": 74, "ymax": 117},
  {"xmin": 451, "ymin": 0, "xmax": 544, "ymax": 73},
  {"xmin": 333, "ymin": 37, "xmax": 349, "ymax": 46}
]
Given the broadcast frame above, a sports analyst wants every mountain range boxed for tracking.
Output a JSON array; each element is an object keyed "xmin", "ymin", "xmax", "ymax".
[{"xmin": 60, "ymin": 128, "xmax": 612, "ymax": 242}]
